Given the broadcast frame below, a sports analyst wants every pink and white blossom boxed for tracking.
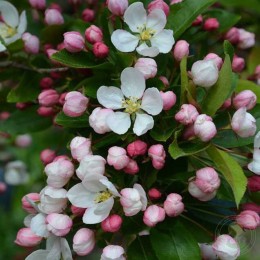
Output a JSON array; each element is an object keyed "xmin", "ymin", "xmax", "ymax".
[
  {"xmin": 248, "ymin": 131, "xmax": 260, "ymax": 175},
  {"xmin": 143, "ymin": 205, "xmax": 165, "ymax": 227},
  {"xmin": 70, "ymin": 136, "xmax": 92, "ymax": 162},
  {"xmin": 73, "ymin": 228, "xmax": 95, "ymax": 256},
  {"xmin": 134, "ymin": 58, "xmax": 157, "ymax": 79},
  {"xmin": 107, "ymin": 146, "xmax": 130, "ymax": 170},
  {"xmin": 101, "ymin": 245, "xmax": 125, "ymax": 260},
  {"xmin": 46, "ymin": 213, "xmax": 73, "ymax": 236},
  {"xmin": 163, "ymin": 193, "xmax": 184, "ymax": 217},
  {"xmin": 101, "ymin": 214, "xmax": 123, "ymax": 232}
]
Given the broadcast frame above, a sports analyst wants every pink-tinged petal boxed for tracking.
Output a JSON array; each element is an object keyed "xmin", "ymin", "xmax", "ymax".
[
  {"xmin": 97, "ymin": 86, "xmax": 124, "ymax": 109},
  {"xmin": 151, "ymin": 29, "xmax": 175, "ymax": 53},
  {"xmin": 17, "ymin": 11, "xmax": 27, "ymax": 34},
  {"xmin": 83, "ymin": 198, "xmax": 114, "ymax": 224},
  {"xmin": 111, "ymin": 30, "xmax": 139, "ymax": 52},
  {"xmin": 124, "ymin": 2, "xmax": 146, "ymax": 33},
  {"xmin": 67, "ymin": 183, "xmax": 95, "ymax": 208},
  {"xmin": 141, "ymin": 88, "xmax": 163, "ymax": 115},
  {"xmin": 31, "ymin": 213, "xmax": 50, "ymax": 237},
  {"xmin": 25, "ymin": 250, "xmax": 50, "ymax": 260},
  {"xmin": 107, "ymin": 112, "xmax": 131, "ymax": 135},
  {"xmin": 134, "ymin": 183, "xmax": 148, "ymax": 210},
  {"xmin": 121, "ymin": 67, "xmax": 145, "ymax": 99},
  {"xmin": 60, "ymin": 238, "xmax": 73, "ymax": 260},
  {"xmin": 82, "ymin": 174, "xmax": 107, "ymax": 192},
  {"xmin": 0, "ymin": 1, "xmax": 19, "ymax": 27},
  {"xmin": 133, "ymin": 113, "xmax": 154, "ymax": 136},
  {"xmin": 136, "ymin": 42, "xmax": 160, "ymax": 57},
  {"xmin": 146, "ymin": 9, "xmax": 166, "ymax": 33}
]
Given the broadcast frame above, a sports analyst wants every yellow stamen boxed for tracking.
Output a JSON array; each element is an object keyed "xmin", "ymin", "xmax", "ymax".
[
  {"xmin": 95, "ymin": 189, "xmax": 112, "ymax": 203},
  {"xmin": 140, "ymin": 28, "xmax": 156, "ymax": 41},
  {"xmin": 122, "ymin": 97, "xmax": 141, "ymax": 114},
  {"xmin": 0, "ymin": 24, "xmax": 17, "ymax": 38}
]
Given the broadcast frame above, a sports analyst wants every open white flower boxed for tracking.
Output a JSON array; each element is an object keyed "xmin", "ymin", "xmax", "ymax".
[
  {"xmin": 97, "ymin": 67, "xmax": 163, "ymax": 136},
  {"xmin": 248, "ymin": 131, "xmax": 260, "ymax": 175},
  {"xmin": 67, "ymin": 174, "xmax": 120, "ymax": 224},
  {"xmin": 0, "ymin": 1, "xmax": 27, "ymax": 52},
  {"xmin": 111, "ymin": 2, "xmax": 174, "ymax": 57}
]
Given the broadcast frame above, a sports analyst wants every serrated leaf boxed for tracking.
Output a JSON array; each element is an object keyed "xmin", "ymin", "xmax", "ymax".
[
  {"xmin": 207, "ymin": 145, "xmax": 247, "ymax": 206},
  {"xmin": 168, "ymin": 0, "xmax": 217, "ymax": 39},
  {"xmin": 55, "ymin": 112, "xmax": 89, "ymax": 128},
  {"xmin": 51, "ymin": 49, "xmax": 110, "ymax": 69},
  {"xmin": 236, "ymin": 80, "xmax": 260, "ymax": 103}
]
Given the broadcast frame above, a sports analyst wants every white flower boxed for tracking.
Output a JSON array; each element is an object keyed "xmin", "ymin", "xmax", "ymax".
[
  {"xmin": 97, "ymin": 67, "xmax": 163, "ymax": 136},
  {"xmin": 111, "ymin": 2, "xmax": 174, "ymax": 57},
  {"xmin": 67, "ymin": 174, "xmax": 120, "ymax": 224},
  {"xmin": 248, "ymin": 131, "xmax": 260, "ymax": 175},
  {"xmin": 0, "ymin": 1, "xmax": 27, "ymax": 52}
]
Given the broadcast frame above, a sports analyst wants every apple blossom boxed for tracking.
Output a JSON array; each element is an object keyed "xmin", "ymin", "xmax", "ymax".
[
  {"xmin": 73, "ymin": 228, "xmax": 95, "ymax": 256},
  {"xmin": 248, "ymin": 131, "xmax": 260, "ymax": 174},
  {"xmin": 101, "ymin": 245, "xmax": 126, "ymax": 260},
  {"xmin": 111, "ymin": 2, "xmax": 174, "ymax": 57},
  {"xmin": 241, "ymin": 203, "xmax": 260, "ymax": 214},
  {"xmin": 123, "ymin": 159, "xmax": 139, "ymax": 175},
  {"xmin": 22, "ymin": 32, "xmax": 40, "ymax": 54},
  {"xmin": 63, "ymin": 31, "xmax": 85, "ymax": 53},
  {"xmin": 38, "ymin": 89, "xmax": 59, "ymax": 107},
  {"xmin": 107, "ymin": 0, "xmax": 128, "ymax": 16},
  {"xmin": 236, "ymin": 210, "xmax": 260, "ymax": 230},
  {"xmin": 199, "ymin": 243, "xmax": 217, "ymax": 260},
  {"xmin": 15, "ymin": 227, "xmax": 42, "ymax": 247},
  {"xmin": 237, "ymin": 29, "xmax": 255, "ymax": 49},
  {"xmin": 224, "ymin": 27, "xmax": 240, "ymax": 44},
  {"xmin": 22, "ymin": 193, "xmax": 40, "ymax": 214},
  {"xmin": 97, "ymin": 67, "xmax": 163, "ymax": 136},
  {"xmin": 40, "ymin": 149, "xmax": 56, "ymax": 165},
  {"xmin": 173, "ymin": 40, "xmax": 189, "ymax": 61},
  {"xmin": 192, "ymin": 15, "xmax": 203, "ymax": 26},
  {"xmin": 15, "ymin": 134, "xmax": 32, "ymax": 147},
  {"xmin": 93, "ymin": 42, "xmax": 109, "ymax": 58},
  {"xmin": 232, "ymin": 55, "xmax": 245, "ymax": 73},
  {"xmin": 163, "ymin": 193, "xmax": 184, "ymax": 217},
  {"xmin": 71, "ymin": 205, "xmax": 86, "ymax": 216},
  {"xmin": 101, "ymin": 214, "xmax": 122, "ymax": 232},
  {"xmin": 134, "ymin": 58, "xmax": 157, "ymax": 79},
  {"xmin": 148, "ymin": 144, "xmax": 166, "ymax": 170},
  {"xmin": 175, "ymin": 104, "xmax": 199, "ymax": 125},
  {"xmin": 46, "ymin": 213, "xmax": 73, "ymax": 236},
  {"xmin": 148, "ymin": 188, "xmax": 162, "ymax": 200},
  {"xmin": 203, "ymin": 18, "xmax": 219, "ymax": 31},
  {"xmin": 37, "ymin": 106, "xmax": 55, "ymax": 117},
  {"xmin": 107, "ymin": 146, "xmax": 130, "ymax": 170},
  {"xmin": 247, "ymin": 175, "xmax": 260, "ymax": 192},
  {"xmin": 233, "ymin": 90, "xmax": 257, "ymax": 110},
  {"xmin": 160, "ymin": 91, "xmax": 177, "ymax": 110},
  {"xmin": 40, "ymin": 77, "xmax": 54, "ymax": 89},
  {"xmin": 204, "ymin": 53, "xmax": 223, "ymax": 70},
  {"xmin": 127, "ymin": 140, "xmax": 147, "ymax": 157},
  {"xmin": 85, "ymin": 25, "xmax": 103, "ymax": 44},
  {"xmin": 82, "ymin": 8, "xmax": 95, "ymax": 22},
  {"xmin": 148, "ymin": 0, "xmax": 169, "ymax": 16},
  {"xmin": 70, "ymin": 136, "xmax": 92, "ymax": 162},
  {"xmin": 44, "ymin": 9, "xmax": 64, "ymax": 25},
  {"xmin": 143, "ymin": 205, "xmax": 165, "ymax": 227},
  {"xmin": 29, "ymin": 0, "xmax": 46, "ymax": 10}
]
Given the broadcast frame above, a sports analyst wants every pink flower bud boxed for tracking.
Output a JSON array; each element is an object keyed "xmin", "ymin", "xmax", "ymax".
[
  {"xmin": 29, "ymin": 0, "xmax": 46, "ymax": 10},
  {"xmin": 199, "ymin": 244, "xmax": 217, "ymax": 260},
  {"xmin": 57, "ymin": 42, "xmax": 65, "ymax": 50},
  {"xmin": 189, "ymin": 182, "xmax": 217, "ymax": 201},
  {"xmin": 70, "ymin": 136, "xmax": 92, "ymax": 162},
  {"xmin": 22, "ymin": 33, "xmax": 40, "ymax": 54},
  {"xmin": 0, "ymin": 111, "xmax": 10, "ymax": 120},
  {"xmin": 170, "ymin": 0, "xmax": 183, "ymax": 4},
  {"xmin": 46, "ymin": 48, "xmax": 58, "ymax": 62},
  {"xmin": 173, "ymin": 40, "xmax": 189, "ymax": 61},
  {"xmin": 236, "ymin": 210, "xmax": 260, "ymax": 230},
  {"xmin": 192, "ymin": 15, "xmax": 203, "ymax": 26},
  {"xmin": 63, "ymin": 91, "xmax": 89, "ymax": 117},
  {"xmin": 63, "ymin": 31, "xmax": 85, "ymax": 53},
  {"xmin": 241, "ymin": 203, "xmax": 260, "ymax": 214},
  {"xmin": 237, "ymin": 29, "xmax": 255, "ymax": 49},
  {"xmin": 40, "ymin": 77, "xmax": 54, "ymax": 89},
  {"xmin": 204, "ymin": 53, "xmax": 223, "ymax": 70},
  {"xmin": 89, "ymin": 107, "xmax": 113, "ymax": 134},
  {"xmin": 40, "ymin": 149, "xmax": 56, "ymax": 165},
  {"xmin": 148, "ymin": 188, "xmax": 162, "ymax": 200},
  {"xmin": 15, "ymin": 134, "xmax": 32, "ymax": 148},
  {"xmin": 107, "ymin": 146, "xmax": 130, "ymax": 170},
  {"xmin": 101, "ymin": 245, "xmax": 125, "ymax": 260},
  {"xmin": 82, "ymin": 8, "xmax": 95, "ymax": 22},
  {"xmin": 38, "ymin": 89, "xmax": 59, "ymax": 107},
  {"xmin": 194, "ymin": 114, "xmax": 217, "ymax": 142},
  {"xmin": 212, "ymin": 235, "xmax": 240, "ymax": 260},
  {"xmin": 53, "ymin": 155, "xmax": 70, "ymax": 162},
  {"xmin": 49, "ymin": 3, "xmax": 62, "ymax": 12},
  {"xmin": 73, "ymin": 228, "xmax": 95, "ymax": 256},
  {"xmin": 203, "ymin": 18, "xmax": 219, "ymax": 31},
  {"xmin": 134, "ymin": 58, "xmax": 157, "ymax": 79},
  {"xmin": 93, "ymin": 42, "xmax": 109, "ymax": 58},
  {"xmin": 37, "ymin": 106, "xmax": 56, "ymax": 117},
  {"xmin": 22, "ymin": 193, "xmax": 40, "ymax": 214},
  {"xmin": 191, "ymin": 60, "xmax": 219, "ymax": 88},
  {"xmin": 232, "ymin": 55, "xmax": 245, "ymax": 73},
  {"xmin": 120, "ymin": 184, "xmax": 147, "ymax": 216},
  {"xmin": 233, "ymin": 90, "xmax": 257, "ymax": 110},
  {"xmin": 143, "ymin": 205, "xmax": 165, "ymax": 227},
  {"xmin": 159, "ymin": 76, "xmax": 169, "ymax": 87},
  {"xmin": 101, "ymin": 214, "xmax": 123, "ymax": 232},
  {"xmin": 255, "ymin": 65, "xmax": 260, "ymax": 79},
  {"xmin": 123, "ymin": 159, "xmax": 139, "ymax": 175},
  {"xmin": 46, "ymin": 213, "xmax": 72, "ymax": 236},
  {"xmin": 231, "ymin": 108, "xmax": 256, "ymax": 138},
  {"xmin": 160, "ymin": 91, "xmax": 176, "ymax": 110},
  {"xmin": 58, "ymin": 92, "xmax": 67, "ymax": 105},
  {"xmin": 85, "ymin": 25, "xmax": 103, "ymax": 44},
  {"xmin": 107, "ymin": 0, "xmax": 128, "ymax": 16},
  {"xmin": 15, "ymin": 228, "xmax": 42, "ymax": 247},
  {"xmin": 175, "ymin": 104, "xmax": 199, "ymax": 125},
  {"xmin": 16, "ymin": 102, "xmax": 29, "ymax": 110},
  {"xmin": 45, "ymin": 9, "xmax": 64, "ymax": 25},
  {"xmin": 247, "ymin": 175, "xmax": 260, "ymax": 192},
  {"xmin": 148, "ymin": 144, "xmax": 166, "ymax": 170},
  {"xmin": 221, "ymin": 98, "xmax": 232, "ymax": 109},
  {"xmin": 71, "ymin": 205, "xmax": 86, "ymax": 216},
  {"xmin": 127, "ymin": 140, "xmax": 147, "ymax": 157},
  {"xmin": 148, "ymin": 0, "xmax": 170, "ymax": 16},
  {"xmin": 163, "ymin": 193, "xmax": 184, "ymax": 217},
  {"xmin": 0, "ymin": 182, "xmax": 7, "ymax": 193},
  {"xmin": 224, "ymin": 27, "xmax": 240, "ymax": 44}
]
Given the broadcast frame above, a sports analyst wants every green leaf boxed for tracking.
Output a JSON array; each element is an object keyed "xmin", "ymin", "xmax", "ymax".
[
  {"xmin": 236, "ymin": 80, "xmax": 260, "ymax": 103},
  {"xmin": 82, "ymin": 75, "xmax": 109, "ymax": 98},
  {"xmin": 247, "ymin": 47, "xmax": 260, "ymax": 74},
  {"xmin": 55, "ymin": 112, "xmax": 89, "ymax": 128},
  {"xmin": 180, "ymin": 57, "xmax": 188, "ymax": 103},
  {"xmin": 92, "ymin": 133, "xmax": 122, "ymax": 149},
  {"xmin": 51, "ymin": 49, "xmax": 110, "ymax": 69},
  {"xmin": 224, "ymin": 40, "xmax": 235, "ymax": 61},
  {"xmin": 6, "ymin": 39, "xmax": 24, "ymax": 53},
  {"xmin": 41, "ymin": 24, "xmax": 66, "ymax": 45},
  {"xmin": 168, "ymin": 0, "xmax": 217, "ymax": 39},
  {"xmin": 201, "ymin": 54, "xmax": 233, "ymax": 116},
  {"xmin": 219, "ymin": 0, "xmax": 260, "ymax": 13},
  {"xmin": 7, "ymin": 72, "xmax": 41, "ymax": 103},
  {"xmin": 150, "ymin": 220, "xmax": 201, "ymax": 260},
  {"xmin": 207, "ymin": 145, "xmax": 247, "ymax": 206},
  {"xmin": 0, "ymin": 106, "xmax": 52, "ymax": 134}
]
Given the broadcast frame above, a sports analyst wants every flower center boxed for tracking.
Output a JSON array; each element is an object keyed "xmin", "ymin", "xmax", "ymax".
[
  {"xmin": 140, "ymin": 28, "xmax": 156, "ymax": 41},
  {"xmin": 95, "ymin": 189, "xmax": 112, "ymax": 203},
  {"xmin": 122, "ymin": 97, "xmax": 141, "ymax": 114},
  {"xmin": 0, "ymin": 23, "xmax": 17, "ymax": 38}
]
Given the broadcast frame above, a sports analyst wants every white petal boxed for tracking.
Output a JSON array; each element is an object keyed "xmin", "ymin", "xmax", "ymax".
[
  {"xmin": 31, "ymin": 213, "xmax": 50, "ymax": 237},
  {"xmin": 134, "ymin": 184, "xmax": 148, "ymax": 211},
  {"xmin": 24, "ymin": 214, "xmax": 34, "ymax": 228},
  {"xmin": 136, "ymin": 42, "xmax": 160, "ymax": 57},
  {"xmin": 4, "ymin": 33, "xmax": 20, "ymax": 45},
  {"xmin": 100, "ymin": 179, "xmax": 120, "ymax": 197},
  {"xmin": 67, "ymin": 183, "xmax": 95, "ymax": 208},
  {"xmin": 82, "ymin": 173, "xmax": 107, "ymax": 192},
  {"xmin": 111, "ymin": 30, "xmax": 139, "ymax": 52},
  {"xmin": 107, "ymin": 112, "xmax": 131, "ymax": 135},
  {"xmin": 121, "ymin": 67, "xmax": 145, "ymax": 99},
  {"xmin": 146, "ymin": 9, "xmax": 166, "ymax": 33},
  {"xmin": 83, "ymin": 198, "xmax": 114, "ymax": 224},
  {"xmin": 97, "ymin": 86, "xmax": 124, "ymax": 109},
  {"xmin": 254, "ymin": 131, "xmax": 260, "ymax": 148},
  {"xmin": 25, "ymin": 250, "xmax": 50, "ymax": 260},
  {"xmin": 17, "ymin": 11, "xmax": 27, "ymax": 34},
  {"xmin": 151, "ymin": 29, "xmax": 175, "ymax": 54},
  {"xmin": 141, "ymin": 88, "xmax": 163, "ymax": 115},
  {"xmin": 133, "ymin": 113, "xmax": 154, "ymax": 136},
  {"xmin": 60, "ymin": 238, "xmax": 73, "ymax": 260},
  {"xmin": 47, "ymin": 238, "xmax": 61, "ymax": 260},
  {"xmin": 0, "ymin": 42, "xmax": 6, "ymax": 52},
  {"xmin": 0, "ymin": 1, "xmax": 19, "ymax": 27},
  {"xmin": 124, "ymin": 2, "xmax": 147, "ymax": 33}
]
